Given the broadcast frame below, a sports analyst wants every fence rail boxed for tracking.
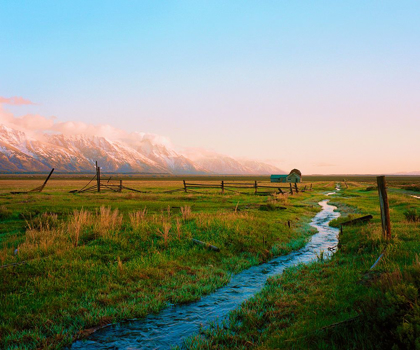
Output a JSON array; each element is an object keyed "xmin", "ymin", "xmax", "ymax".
[{"xmin": 182, "ymin": 180, "xmax": 312, "ymax": 195}]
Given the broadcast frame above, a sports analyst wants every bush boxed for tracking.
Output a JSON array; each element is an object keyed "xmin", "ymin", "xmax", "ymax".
[{"xmin": 404, "ymin": 209, "xmax": 419, "ymax": 222}]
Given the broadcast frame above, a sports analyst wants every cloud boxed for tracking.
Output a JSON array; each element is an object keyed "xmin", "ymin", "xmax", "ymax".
[
  {"xmin": 0, "ymin": 104, "xmax": 54, "ymax": 136},
  {"xmin": 0, "ymin": 96, "xmax": 36, "ymax": 105},
  {"xmin": 0, "ymin": 98, "xmax": 174, "ymax": 149}
]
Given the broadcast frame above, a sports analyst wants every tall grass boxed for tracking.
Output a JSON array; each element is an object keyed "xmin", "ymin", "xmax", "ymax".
[
  {"xmin": 157, "ymin": 222, "xmax": 171, "ymax": 248},
  {"xmin": 129, "ymin": 208, "xmax": 147, "ymax": 230},
  {"xmin": 181, "ymin": 205, "xmax": 192, "ymax": 221},
  {"xmin": 0, "ymin": 183, "xmax": 325, "ymax": 350}
]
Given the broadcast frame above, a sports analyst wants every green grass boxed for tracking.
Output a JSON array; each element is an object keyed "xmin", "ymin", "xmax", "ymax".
[
  {"xmin": 183, "ymin": 182, "xmax": 420, "ymax": 349},
  {"xmin": 0, "ymin": 178, "xmax": 330, "ymax": 349}
]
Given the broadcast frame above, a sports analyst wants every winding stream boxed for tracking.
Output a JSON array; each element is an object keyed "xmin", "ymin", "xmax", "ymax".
[{"xmin": 72, "ymin": 199, "xmax": 340, "ymax": 349}]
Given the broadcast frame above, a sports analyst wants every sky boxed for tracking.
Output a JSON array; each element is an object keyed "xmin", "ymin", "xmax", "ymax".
[{"xmin": 1, "ymin": 1, "xmax": 419, "ymax": 174}]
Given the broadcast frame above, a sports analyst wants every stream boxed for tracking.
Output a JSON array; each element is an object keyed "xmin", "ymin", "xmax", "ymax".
[{"xmin": 72, "ymin": 198, "xmax": 340, "ymax": 349}]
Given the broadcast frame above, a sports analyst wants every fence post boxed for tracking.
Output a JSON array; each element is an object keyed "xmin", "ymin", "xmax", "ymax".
[
  {"xmin": 119, "ymin": 180, "xmax": 123, "ymax": 192},
  {"xmin": 294, "ymin": 182, "xmax": 299, "ymax": 193},
  {"xmin": 97, "ymin": 166, "xmax": 101, "ymax": 193},
  {"xmin": 310, "ymin": 183, "xmax": 312, "ymax": 191},
  {"xmin": 183, "ymin": 180, "xmax": 187, "ymax": 193},
  {"xmin": 377, "ymin": 176, "xmax": 391, "ymax": 240},
  {"xmin": 221, "ymin": 180, "xmax": 224, "ymax": 194},
  {"xmin": 289, "ymin": 183, "xmax": 293, "ymax": 195},
  {"xmin": 254, "ymin": 181, "xmax": 258, "ymax": 195}
]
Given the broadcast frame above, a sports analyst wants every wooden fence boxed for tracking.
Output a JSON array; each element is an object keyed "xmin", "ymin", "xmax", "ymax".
[
  {"xmin": 70, "ymin": 164, "xmax": 149, "ymax": 193},
  {"xmin": 182, "ymin": 180, "xmax": 312, "ymax": 195}
]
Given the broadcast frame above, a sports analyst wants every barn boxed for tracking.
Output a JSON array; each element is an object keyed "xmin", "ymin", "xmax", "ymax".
[{"xmin": 270, "ymin": 169, "xmax": 302, "ymax": 183}]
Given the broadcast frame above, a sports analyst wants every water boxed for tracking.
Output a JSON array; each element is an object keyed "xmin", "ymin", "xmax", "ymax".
[
  {"xmin": 326, "ymin": 184, "xmax": 341, "ymax": 196},
  {"xmin": 71, "ymin": 199, "xmax": 340, "ymax": 350}
]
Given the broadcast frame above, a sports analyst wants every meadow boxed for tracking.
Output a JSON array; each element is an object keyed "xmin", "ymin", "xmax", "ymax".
[
  {"xmin": 0, "ymin": 176, "xmax": 419, "ymax": 349},
  {"xmin": 184, "ymin": 179, "xmax": 420, "ymax": 349},
  {"xmin": 1, "ymin": 176, "xmax": 329, "ymax": 349}
]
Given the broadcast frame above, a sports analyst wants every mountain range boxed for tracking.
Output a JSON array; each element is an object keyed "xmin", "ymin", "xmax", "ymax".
[{"xmin": 0, "ymin": 124, "xmax": 283, "ymax": 174}]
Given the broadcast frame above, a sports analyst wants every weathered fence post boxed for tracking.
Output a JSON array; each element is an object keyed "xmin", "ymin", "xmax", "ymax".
[
  {"xmin": 39, "ymin": 168, "xmax": 55, "ymax": 192},
  {"xmin": 310, "ymin": 183, "xmax": 312, "ymax": 191},
  {"xmin": 294, "ymin": 182, "xmax": 299, "ymax": 193},
  {"xmin": 289, "ymin": 183, "xmax": 293, "ymax": 195},
  {"xmin": 119, "ymin": 180, "xmax": 123, "ymax": 192},
  {"xmin": 183, "ymin": 180, "xmax": 187, "ymax": 193},
  {"xmin": 97, "ymin": 166, "xmax": 101, "ymax": 193},
  {"xmin": 254, "ymin": 181, "xmax": 258, "ymax": 195},
  {"xmin": 377, "ymin": 176, "xmax": 391, "ymax": 240}
]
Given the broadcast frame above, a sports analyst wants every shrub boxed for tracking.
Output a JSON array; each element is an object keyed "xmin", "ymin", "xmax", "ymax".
[{"xmin": 403, "ymin": 209, "xmax": 419, "ymax": 222}]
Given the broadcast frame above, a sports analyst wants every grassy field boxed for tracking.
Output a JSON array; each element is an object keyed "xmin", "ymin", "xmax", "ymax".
[
  {"xmin": 0, "ymin": 177, "xmax": 337, "ymax": 349},
  {"xmin": 1, "ymin": 176, "xmax": 419, "ymax": 349},
  {"xmin": 184, "ymin": 180, "xmax": 420, "ymax": 349}
]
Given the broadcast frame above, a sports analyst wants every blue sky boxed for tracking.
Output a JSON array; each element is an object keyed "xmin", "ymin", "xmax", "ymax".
[{"xmin": 1, "ymin": 1, "xmax": 419, "ymax": 173}]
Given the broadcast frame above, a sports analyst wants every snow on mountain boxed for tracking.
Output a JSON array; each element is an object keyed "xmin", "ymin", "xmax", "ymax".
[
  {"xmin": 183, "ymin": 149, "xmax": 284, "ymax": 175},
  {"xmin": 0, "ymin": 124, "xmax": 283, "ymax": 174}
]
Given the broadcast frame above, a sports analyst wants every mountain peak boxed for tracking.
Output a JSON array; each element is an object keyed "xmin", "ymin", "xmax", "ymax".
[{"xmin": 0, "ymin": 123, "xmax": 283, "ymax": 174}]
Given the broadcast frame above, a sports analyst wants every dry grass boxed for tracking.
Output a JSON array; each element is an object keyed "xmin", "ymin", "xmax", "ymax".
[
  {"xmin": 181, "ymin": 205, "xmax": 192, "ymax": 221},
  {"xmin": 129, "ymin": 208, "xmax": 147, "ymax": 230},
  {"xmin": 68, "ymin": 209, "xmax": 91, "ymax": 247},
  {"xmin": 98, "ymin": 206, "xmax": 123, "ymax": 234},
  {"xmin": 157, "ymin": 222, "xmax": 171, "ymax": 248},
  {"xmin": 10, "ymin": 206, "xmax": 124, "ymax": 261},
  {"xmin": 268, "ymin": 193, "xmax": 289, "ymax": 206}
]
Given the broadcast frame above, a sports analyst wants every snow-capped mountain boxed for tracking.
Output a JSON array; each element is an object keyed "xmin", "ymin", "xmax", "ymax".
[
  {"xmin": 187, "ymin": 151, "xmax": 284, "ymax": 175},
  {"xmin": 0, "ymin": 124, "xmax": 283, "ymax": 174}
]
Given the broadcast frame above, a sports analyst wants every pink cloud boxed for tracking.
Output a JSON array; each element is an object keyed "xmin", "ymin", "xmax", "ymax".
[
  {"xmin": 0, "ymin": 104, "xmax": 54, "ymax": 135},
  {"xmin": 0, "ymin": 100, "xmax": 174, "ymax": 149},
  {"xmin": 0, "ymin": 96, "xmax": 36, "ymax": 105}
]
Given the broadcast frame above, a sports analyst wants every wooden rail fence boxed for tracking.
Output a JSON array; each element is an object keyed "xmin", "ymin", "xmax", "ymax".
[
  {"xmin": 182, "ymin": 180, "xmax": 312, "ymax": 195},
  {"xmin": 69, "ymin": 162, "xmax": 149, "ymax": 194}
]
